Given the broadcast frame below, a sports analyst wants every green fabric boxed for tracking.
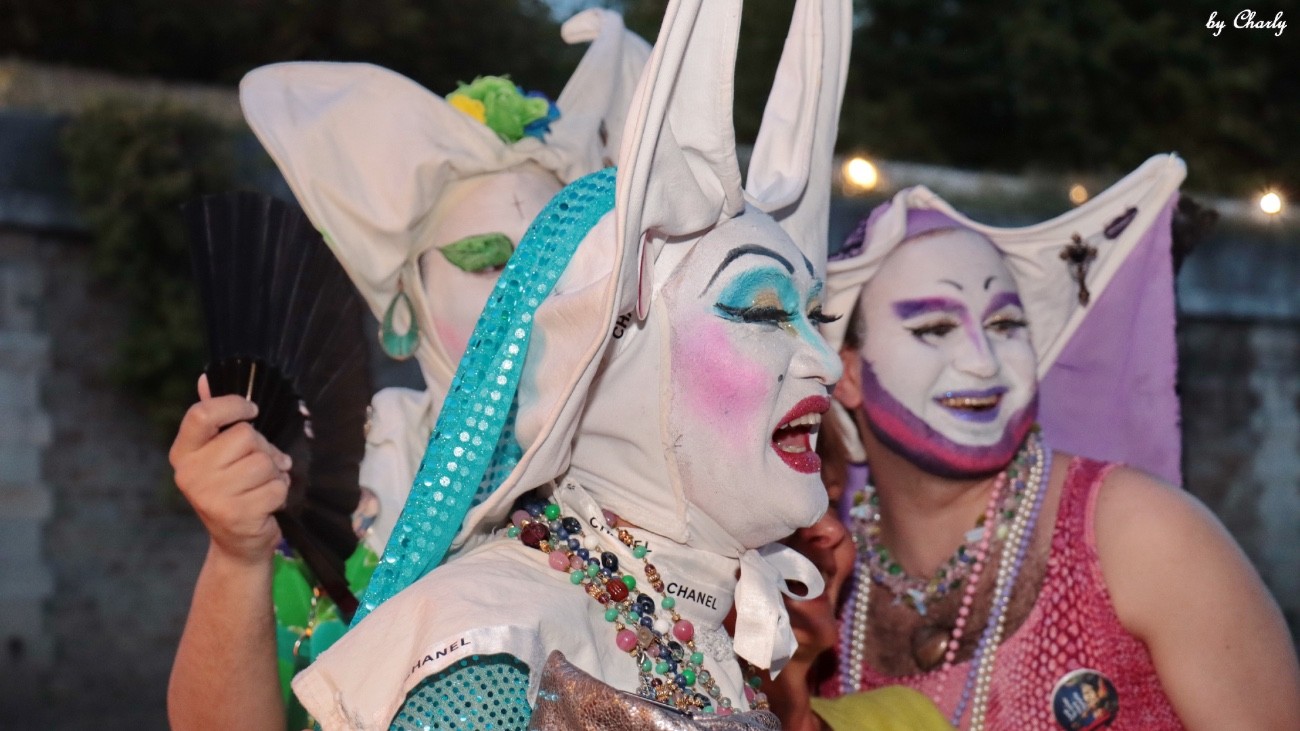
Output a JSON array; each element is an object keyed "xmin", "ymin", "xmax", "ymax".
[{"xmin": 274, "ymin": 543, "xmax": 380, "ymax": 730}]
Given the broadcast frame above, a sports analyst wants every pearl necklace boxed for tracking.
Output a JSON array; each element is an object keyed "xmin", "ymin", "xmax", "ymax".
[
  {"xmin": 507, "ymin": 497, "xmax": 767, "ymax": 715},
  {"xmin": 839, "ymin": 431, "xmax": 1049, "ymax": 730}
]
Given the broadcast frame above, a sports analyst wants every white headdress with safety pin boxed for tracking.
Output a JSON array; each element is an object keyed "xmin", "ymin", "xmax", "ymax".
[
  {"xmin": 353, "ymin": 0, "xmax": 848, "ymax": 657},
  {"xmin": 290, "ymin": 3, "xmax": 848, "ymax": 724},
  {"xmin": 824, "ymin": 153, "xmax": 1187, "ymax": 484}
]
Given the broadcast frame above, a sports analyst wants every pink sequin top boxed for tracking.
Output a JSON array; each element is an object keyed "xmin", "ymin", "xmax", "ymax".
[{"xmin": 826, "ymin": 458, "xmax": 1187, "ymax": 730}]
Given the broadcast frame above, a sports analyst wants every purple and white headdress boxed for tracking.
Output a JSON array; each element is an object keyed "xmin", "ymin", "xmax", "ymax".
[{"xmin": 824, "ymin": 154, "xmax": 1187, "ymax": 484}]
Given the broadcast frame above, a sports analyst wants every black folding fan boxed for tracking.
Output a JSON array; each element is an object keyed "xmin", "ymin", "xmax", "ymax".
[{"xmin": 185, "ymin": 191, "xmax": 372, "ymax": 621}]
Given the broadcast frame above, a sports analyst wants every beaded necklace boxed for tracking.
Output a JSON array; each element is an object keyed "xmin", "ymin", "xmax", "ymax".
[
  {"xmin": 850, "ymin": 461, "xmax": 1026, "ymax": 618},
  {"xmin": 507, "ymin": 498, "xmax": 768, "ymax": 716},
  {"xmin": 838, "ymin": 430, "xmax": 1049, "ymax": 731}
]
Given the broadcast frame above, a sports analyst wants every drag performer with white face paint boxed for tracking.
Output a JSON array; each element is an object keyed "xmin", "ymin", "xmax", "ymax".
[
  {"xmin": 817, "ymin": 163, "xmax": 1300, "ymax": 730},
  {"xmin": 288, "ymin": 0, "xmax": 851, "ymax": 728},
  {"xmin": 167, "ymin": 12, "xmax": 650, "ymax": 730}
]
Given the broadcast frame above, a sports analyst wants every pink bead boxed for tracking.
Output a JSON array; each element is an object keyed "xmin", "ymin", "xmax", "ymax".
[
  {"xmin": 549, "ymin": 551, "xmax": 570, "ymax": 571},
  {"xmin": 951, "ymin": 628, "xmax": 964, "ymax": 640},
  {"xmin": 511, "ymin": 510, "xmax": 531, "ymax": 528},
  {"xmin": 672, "ymin": 619, "xmax": 694, "ymax": 642},
  {"xmin": 958, "ymin": 606, "xmax": 970, "ymax": 619},
  {"xmin": 570, "ymin": 554, "xmax": 585, "ymax": 570},
  {"xmin": 962, "ymin": 595, "xmax": 974, "ymax": 607},
  {"xmin": 744, "ymin": 685, "xmax": 756, "ymax": 702},
  {"xmin": 602, "ymin": 509, "xmax": 619, "ymax": 527},
  {"xmin": 945, "ymin": 650, "xmax": 957, "ymax": 663},
  {"xmin": 717, "ymin": 707, "xmax": 734, "ymax": 716},
  {"xmin": 616, "ymin": 629, "xmax": 638, "ymax": 652}
]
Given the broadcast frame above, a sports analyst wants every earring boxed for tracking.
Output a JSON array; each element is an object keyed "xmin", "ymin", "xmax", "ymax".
[{"xmin": 379, "ymin": 284, "xmax": 419, "ymax": 360}]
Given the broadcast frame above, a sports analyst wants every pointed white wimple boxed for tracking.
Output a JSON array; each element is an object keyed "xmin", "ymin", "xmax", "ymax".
[
  {"xmin": 746, "ymin": 0, "xmax": 852, "ymax": 277},
  {"xmin": 239, "ymin": 9, "xmax": 649, "ymax": 388},
  {"xmin": 824, "ymin": 153, "xmax": 1187, "ymax": 377}
]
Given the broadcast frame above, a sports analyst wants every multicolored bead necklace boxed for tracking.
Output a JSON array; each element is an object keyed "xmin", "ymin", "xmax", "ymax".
[
  {"xmin": 850, "ymin": 458, "xmax": 1028, "ymax": 618},
  {"xmin": 507, "ymin": 498, "xmax": 768, "ymax": 716},
  {"xmin": 839, "ymin": 430, "xmax": 1049, "ymax": 731}
]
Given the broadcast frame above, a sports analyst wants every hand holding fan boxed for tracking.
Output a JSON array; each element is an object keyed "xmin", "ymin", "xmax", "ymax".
[{"xmin": 185, "ymin": 191, "xmax": 372, "ymax": 621}]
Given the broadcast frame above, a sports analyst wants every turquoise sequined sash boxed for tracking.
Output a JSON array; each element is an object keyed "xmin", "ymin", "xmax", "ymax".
[{"xmin": 355, "ymin": 167, "xmax": 617, "ymax": 624}]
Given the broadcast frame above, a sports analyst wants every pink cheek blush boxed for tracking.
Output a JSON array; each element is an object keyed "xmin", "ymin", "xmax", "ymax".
[{"xmin": 671, "ymin": 317, "xmax": 770, "ymax": 453}]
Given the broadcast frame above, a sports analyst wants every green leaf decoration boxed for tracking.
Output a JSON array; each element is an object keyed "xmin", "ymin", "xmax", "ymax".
[{"xmin": 440, "ymin": 232, "xmax": 514, "ymax": 272}]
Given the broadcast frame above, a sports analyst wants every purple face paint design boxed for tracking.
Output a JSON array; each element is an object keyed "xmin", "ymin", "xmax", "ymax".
[
  {"xmin": 857, "ymin": 229, "xmax": 1040, "ymax": 476},
  {"xmin": 861, "ymin": 361, "xmax": 1037, "ymax": 478}
]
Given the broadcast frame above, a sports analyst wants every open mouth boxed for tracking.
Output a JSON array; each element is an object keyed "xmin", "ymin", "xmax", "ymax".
[
  {"xmin": 771, "ymin": 396, "xmax": 830, "ymax": 473},
  {"xmin": 933, "ymin": 387, "xmax": 1006, "ymax": 423}
]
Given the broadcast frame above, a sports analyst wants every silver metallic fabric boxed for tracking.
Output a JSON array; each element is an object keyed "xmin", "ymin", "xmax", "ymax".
[{"xmin": 528, "ymin": 651, "xmax": 782, "ymax": 730}]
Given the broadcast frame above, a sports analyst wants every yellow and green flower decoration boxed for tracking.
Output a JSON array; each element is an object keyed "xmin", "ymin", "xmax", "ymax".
[{"xmin": 448, "ymin": 75, "xmax": 561, "ymax": 144}]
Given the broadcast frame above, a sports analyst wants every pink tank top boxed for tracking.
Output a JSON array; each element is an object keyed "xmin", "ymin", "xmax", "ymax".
[{"xmin": 829, "ymin": 458, "xmax": 1186, "ymax": 730}]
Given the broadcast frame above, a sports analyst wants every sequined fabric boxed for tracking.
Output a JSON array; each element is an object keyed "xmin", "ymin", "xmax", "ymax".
[
  {"xmin": 356, "ymin": 167, "xmax": 618, "ymax": 625},
  {"xmin": 830, "ymin": 458, "xmax": 1186, "ymax": 730},
  {"xmin": 529, "ymin": 651, "xmax": 781, "ymax": 730},
  {"xmin": 390, "ymin": 653, "xmax": 532, "ymax": 731}
]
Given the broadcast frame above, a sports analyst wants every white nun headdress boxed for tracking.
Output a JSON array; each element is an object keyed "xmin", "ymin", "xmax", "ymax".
[{"xmin": 359, "ymin": 0, "xmax": 850, "ymax": 677}]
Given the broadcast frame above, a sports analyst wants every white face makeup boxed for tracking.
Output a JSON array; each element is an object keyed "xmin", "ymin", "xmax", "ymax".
[
  {"xmin": 419, "ymin": 168, "xmax": 563, "ymax": 362},
  {"xmin": 858, "ymin": 229, "xmax": 1038, "ymax": 477},
  {"xmin": 661, "ymin": 211, "xmax": 842, "ymax": 549}
]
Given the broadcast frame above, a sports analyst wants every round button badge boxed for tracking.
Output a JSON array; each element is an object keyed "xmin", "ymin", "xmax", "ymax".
[{"xmin": 1051, "ymin": 668, "xmax": 1119, "ymax": 730}]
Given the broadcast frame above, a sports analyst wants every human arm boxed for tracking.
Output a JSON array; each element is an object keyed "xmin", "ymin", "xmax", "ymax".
[
  {"xmin": 1095, "ymin": 467, "xmax": 1300, "ymax": 730},
  {"xmin": 167, "ymin": 375, "xmax": 292, "ymax": 731}
]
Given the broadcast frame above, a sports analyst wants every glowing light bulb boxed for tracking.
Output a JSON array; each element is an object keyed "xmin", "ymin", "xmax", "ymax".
[
  {"xmin": 1068, "ymin": 184, "xmax": 1089, "ymax": 205},
  {"xmin": 843, "ymin": 157, "xmax": 879, "ymax": 191},
  {"xmin": 1259, "ymin": 191, "xmax": 1283, "ymax": 215}
]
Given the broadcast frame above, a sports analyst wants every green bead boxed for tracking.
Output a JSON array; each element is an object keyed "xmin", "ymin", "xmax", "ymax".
[
  {"xmin": 690, "ymin": 652, "xmax": 704, "ymax": 666},
  {"xmin": 621, "ymin": 575, "xmax": 636, "ymax": 590},
  {"xmin": 585, "ymin": 564, "xmax": 599, "ymax": 577},
  {"xmin": 628, "ymin": 611, "xmax": 640, "ymax": 623},
  {"xmin": 887, "ymin": 562, "xmax": 903, "ymax": 576},
  {"xmin": 506, "ymin": 526, "xmax": 520, "ymax": 538},
  {"xmin": 544, "ymin": 503, "xmax": 561, "ymax": 520},
  {"xmin": 661, "ymin": 596, "xmax": 675, "ymax": 610},
  {"xmin": 605, "ymin": 607, "xmax": 619, "ymax": 622},
  {"xmin": 641, "ymin": 658, "xmax": 653, "ymax": 673},
  {"xmin": 682, "ymin": 668, "xmax": 696, "ymax": 686},
  {"xmin": 570, "ymin": 570, "xmax": 584, "ymax": 585},
  {"xmin": 655, "ymin": 660, "xmax": 670, "ymax": 675},
  {"xmin": 748, "ymin": 675, "xmax": 763, "ymax": 689},
  {"xmin": 633, "ymin": 545, "xmax": 648, "ymax": 559}
]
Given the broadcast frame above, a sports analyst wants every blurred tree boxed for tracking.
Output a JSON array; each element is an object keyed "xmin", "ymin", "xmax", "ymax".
[
  {"xmin": 0, "ymin": 0, "xmax": 578, "ymax": 96},
  {"xmin": 843, "ymin": 0, "xmax": 1297, "ymax": 195}
]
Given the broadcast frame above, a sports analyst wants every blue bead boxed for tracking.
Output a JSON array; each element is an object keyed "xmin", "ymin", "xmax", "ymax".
[
  {"xmin": 639, "ymin": 615, "xmax": 655, "ymax": 628},
  {"xmin": 675, "ymin": 673, "xmax": 688, "ymax": 688},
  {"xmin": 555, "ymin": 528, "xmax": 569, "ymax": 540},
  {"xmin": 561, "ymin": 517, "xmax": 582, "ymax": 534},
  {"xmin": 636, "ymin": 593, "xmax": 655, "ymax": 615},
  {"xmin": 576, "ymin": 548, "xmax": 589, "ymax": 560},
  {"xmin": 601, "ymin": 552, "xmax": 619, "ymax": 572},
  {"xmin": 568, "ymin": 538, "xmax": 581, "ymax": 551}
]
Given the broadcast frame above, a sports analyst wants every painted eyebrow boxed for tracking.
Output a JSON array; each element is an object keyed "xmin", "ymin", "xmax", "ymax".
[
  {"xmin": 939, "ymin": 278, "xmax": 964, "ymax": 291},
  {"xmin": 702, "ymin": 244, "xmax": 795, "ymax": 293},
  {"xmin": 801, "ymin": 253, "xmax": 815, "ymax": 276},
  {"xmin": 891, "ymin": 297, "xmax": 965, "ymax": 320},
  {"xmin": 981, "ymin": 291, "xmax": 1023, "ymax": 318},
  {"xmin": 983, "ymin": 276, "xmax": 996, "ymax": 290}
]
